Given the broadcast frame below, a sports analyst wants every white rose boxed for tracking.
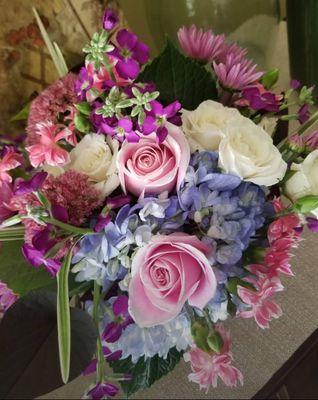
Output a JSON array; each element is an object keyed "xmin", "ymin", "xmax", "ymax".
[
  {"xmin": 285, "ymin": 150, "xmax": 318, "ymax": 216},
  {"xmin": 69, "ymin": 133, "xmax": 119, "ymax": 197},
  {"xmin": 258, "ymin": 116, "xmax": 278, "ymax": 137},
  {"xmin": 218, "ymin": 117, "xmax": 287, "ymax": 186},
  {"xmin": 181, "ymin": 100, "xmax": 242, "ymax": 152}
]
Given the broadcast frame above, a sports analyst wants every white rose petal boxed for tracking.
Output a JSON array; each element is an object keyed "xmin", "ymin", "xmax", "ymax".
[
  {"xmin": 181, "ymin": 100, "xmax": 241, "ymax": 152},
  {"xmin": 69, "ymin": 133, "xmax": 119, "ymax": 198},
  {"xmin": 285, "ymin": 150, "xmax": 318, "ymax": 201},
  {"xmin": 218, "ymin": 117, "xmax": 287, "ymax": 186}
]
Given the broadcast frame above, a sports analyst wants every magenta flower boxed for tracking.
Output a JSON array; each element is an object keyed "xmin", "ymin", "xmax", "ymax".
[
  {"xmin": 26, "ymin": 122, "xmax": 72, "ymax": 168},
  {"xmin": 0, "ymin": 181, "xmax": 15, "ymax": 223},
  {"xmin": 141, "ymin": 100, "xmax": 181, "ymax": 142},
  {"xmin": 102, "ymin": 8, "xmax": 119, "ymax": 31},
  {"xmin": 184, "ymin": 324, "xmax": 243, "ymax": 391},
  {"xmin": 239, "ymin": 84, "xmax": 282, "ymax": 112},
  {"xmin": 238, "ymin": 275, "xmax": 283, "ymax": 329},
  {"xmin": 216, "ymin": 41, "xmax": 247, "ymax": 65},
  {"xmin": 86, "ymin": 382, "xmax": 119, "ymax": 400},
  {"xmin": 307, "ymin": 217, "xmax": 318, "ymax": 232},
  {"xmin": 106, "ymin": 194, "xmax": 131, "ymax": 209},
  {"xmin": 111, "ymin": 29, "xmax": 149, "ymax": 80},
  {"xmin": 102, "ymin": 295, "xmax": 133, "ymax": 343},
  {"xmin": 177, "ymin": 25, "xmax": 225, "ymax": 64},
  {"xmin": 213, "ymin": 56, "xmax": 263, "ymax": 91},
  {"xmin": 83, "ymin": 347, "xmax": 122, "ymax": 376},
  {"xmin": 298, "ymin": 103, "xmax": 310, "ymax": 124},
  {"xmin": 14, "ymin": 172, "xmax": 48, "ymax": 195},
  {"xmin": 291, "ymin": 79, "xmax": 301, "ymax": 90},
  {"xmin": 101, "ymin": 117, "xmax": 140, "ymax": 142},
  {"xmin": 0, "ymin": 146, "xmax": 23, "ymax": 183},
  {"xmin": 0, "ymin": 281, "xmax": 18, "ymax": 314}
]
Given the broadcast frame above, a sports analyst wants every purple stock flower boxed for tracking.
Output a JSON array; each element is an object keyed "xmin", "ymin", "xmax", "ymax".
[
  {"xmin": 83, "ymin": 347, "xmax": 122, "ymax": 376},
  {"xmin": 141, "ymin": 100, "xmax": 181, "ymax": 142},
  {"xmin": 107, "ymin": 194, "xmax": 131, "ymax": 209},
  {"xmin": 102, "ymin": 9, "xmax": 119, "ymax": 31},
  {"xmin": 86, "ymin": 382, "xmax": 119, "ymax": 400},
  {"xmin": 298, "ymin": 104, "xmax": 310, "ymax": 124},
  {"xmin": 291, "ymin": 79, "xmax": 301, "ymax": 90},
  {"xmin": 22, "ymin": 228, "xmax": 61, "ymax": 276},
  {"xmin": 14, "ymin": 172, "xmax": 48, "ymax": 195},
  {"xmin": 75, "ymin": 67, "xmax": 94, "ymax": 101},
  {"xmin": 51, "ymin": 204, "xmax": 69, "ymax": 223},
  {"xmin": 102, "ymin": 295, "xmax": 133, "ymax": 343},
  {"xmin": 241, "ymin": 85, "xmax": 281, "ymax": 112},
  {"xmin": 94, "ymin": 214, "xmax": 112, "ymax": 233},
  {"xmin": 111, "ymin": 29, "xmax": 149, "ymax": 80},
  {"xmin": 101, "ymin": 117, "xmax": 140, "ymax": 142},
  {"xmin": 307, "ymin": 217, "xmax": 318, "ymax": 232}
]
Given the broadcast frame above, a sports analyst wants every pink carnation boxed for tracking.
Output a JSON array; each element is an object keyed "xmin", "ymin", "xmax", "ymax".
[
  {"xmin": 0, "ymin": 146, "xmax": 23, "ymax": 183},
  {"xmin": 26, "ymin": 73, "xmax": 77, "ymax": 145},
  {"xmin": 184, "ymin": 324, "xmax": 243, "ymax": 391},
  {"xmin": 42, "ymin": 170, "xmax": 103, "ymax": 226}
]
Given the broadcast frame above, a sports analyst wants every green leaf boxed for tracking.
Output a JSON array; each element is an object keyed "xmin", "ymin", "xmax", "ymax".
[
  {"xmin": 292, "ymin": 195, "xmax": 318, "ymax": 214},
  {"xmin": 57, "ymin": 248, "xmax": 73, "ymax": 384},
  {"xmin": 109, "ymin": 347, "xmax": 183, "ymax": 397},
  {"xmin": 0, "ymin": 290, "xmax": 97, "ymax": 398},
  {"xmin": 75, "ymin": 102, "xmax": 91, "ymax": 116},
  {"xmin": 261, "ymin": 68, "xmax": 279, "ymax": 89},
  {"xmin": 227, "ymin": 277, "xmax": 256, "ymax": 296},
  {"xmin": 138, "ymin": 39, "xmax": 217, "ymax": 110},
  {"xmin": 0, "ymin": 241, "xmax": 55, "ymax": 296},
  {"xmin": 207, "ymin": 330, "xmax": 223, "ymax": 353},
  {"xmin": 74, "ymin": 113, "xmax": 92, "ymax": 133},
  {"xmin": 10, "ymin": 102, "xmax": 30, "ymax": 122}
]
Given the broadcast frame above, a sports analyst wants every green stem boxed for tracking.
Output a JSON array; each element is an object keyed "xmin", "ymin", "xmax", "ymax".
[
  {"xmin": 0, "ymin": 237, "xmax": 25, "ymax": 241},
  {"xmin": 298, "ymin": 109, "xmax": 318, "ymax": 135},
  {"xmin": 93, "ymin": 281, "xmax": 106, "ymax": 383},
  {"xmin": 42, "ymin": 217, "xmax": 93, "ymax": 235}
]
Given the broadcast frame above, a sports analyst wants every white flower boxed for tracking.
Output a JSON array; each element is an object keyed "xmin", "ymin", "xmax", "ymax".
[
  {"xmin": 285, "ymin": 150, "xmax": 318, "ymax": 215},
  {"xmin": 69, "ymin": 133, "xmax": 119, "ymax": 197},
  {"xmin": 218, "ymin": 117, "xmax": 287, "ymax": 186},
  {"xmin": 181, "ymin": 100, "xmax": 241, "ymax": 152}
]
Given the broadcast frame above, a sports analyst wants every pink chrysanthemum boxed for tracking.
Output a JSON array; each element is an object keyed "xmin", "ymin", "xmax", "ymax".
[
  {"xmin": 27, "ymin": 73, "xmax": 77, "ymax": 145},
  {"xmin": 215, "ymin": 41, "xmax": 248, "ymax": 65},
  {"xmin": 42, "ymin": 170, "xmax": 103, "ymax": 226},
  {"xmin": 177, "ymin": 25, "xmax": 225, "ymax": 63},
  {"xmin": 213, "ymin": 55, "xmax": 263, "ymax": 90},
  {"xmin": 0, "ymin": 281, "xmax": 18, "ymax": 316}
]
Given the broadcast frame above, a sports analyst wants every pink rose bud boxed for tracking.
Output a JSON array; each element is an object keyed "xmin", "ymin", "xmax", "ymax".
[{"xmin": 116, "ymin": 123, "xmax": 190, "ymax": 197}]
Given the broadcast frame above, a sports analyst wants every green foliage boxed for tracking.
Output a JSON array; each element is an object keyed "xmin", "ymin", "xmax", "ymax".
[
  {"xmin": 74, "ymin": 113, "xmax": 92, "ymax": 133},
  {"xmin": 292, "ymin": 195, "xmax": 318, "ymax": 214},
  {"xmin": 261, "ymin": 68, "xmax": 279, "ymax": 89},
  {"xmin": 10, "ymin": 102, "xmax": 30, "ymax": 122},
  {"xmin": 0, "ymin": 241, "xmax": 54, "ymax": 296},
  {"xmin": 110, "ymin": 348, "xmax": 183, "ymax": 397},
  {"xmin": 227, "ymin": 276, "xmax": 256, "ymax": 297},
  {"xmin": 139, "ymin": 39, "xmax": 217, "ymax": 110}
]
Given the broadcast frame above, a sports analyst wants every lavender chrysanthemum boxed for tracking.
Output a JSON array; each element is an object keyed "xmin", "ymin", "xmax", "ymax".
[
  {"xmin": 178, "ymin": 25, "xmax": 225, "ymax": 64},
  {"xmin": 213, "ymin": 55, "xmax": 263, "ymax": 90}
]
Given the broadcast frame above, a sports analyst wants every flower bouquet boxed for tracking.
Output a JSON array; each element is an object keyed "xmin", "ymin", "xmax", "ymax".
[{"xmin": 1, "ymin": 7, "xmax": 318, "ymax": 399}]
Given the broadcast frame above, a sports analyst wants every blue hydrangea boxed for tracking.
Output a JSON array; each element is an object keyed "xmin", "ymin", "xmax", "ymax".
[
  {"xmin": 179, "ymin": 151, "xmax": 273, "ymax": 265},
  {"xmin": 107, "ymin": 313, "xmax": 192, "ymax": 363}
]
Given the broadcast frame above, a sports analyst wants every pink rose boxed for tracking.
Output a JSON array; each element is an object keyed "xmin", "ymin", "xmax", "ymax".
[
  {"xmin": 116, "ymin": 122, "xmax": 190, "ymax": 197},
  {"xmin": 128, "ymin": 233, "xmax": 217, "ymax": 327}
]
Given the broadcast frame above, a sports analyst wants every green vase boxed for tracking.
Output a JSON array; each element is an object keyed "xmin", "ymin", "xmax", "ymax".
[
  {"xmin": 287, "ymin": 0, "xmax": 318, "ymax": 93},
  {"xmin": 120, "ymin": 0, "xmax": 280, "ymax": 67}
]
